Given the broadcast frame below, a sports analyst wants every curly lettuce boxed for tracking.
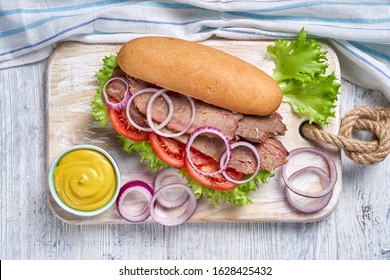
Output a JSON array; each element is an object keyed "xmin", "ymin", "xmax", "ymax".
[
  {"xmin": 267, "ymin": 28, "xmax": 340, "ymax": 126},
  {"xmin": 118, "ymin": 136, "xmax": 170, "ymax": 172},
  {"xmin": 282, "ymin": 73, "xmax": 340, "ymax": 126},
  {"xmin": 181, "ymin": 169, "xmax": 274, "ymax": 206}
]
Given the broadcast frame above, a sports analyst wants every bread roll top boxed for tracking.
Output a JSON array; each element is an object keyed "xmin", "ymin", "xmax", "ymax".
[{"xmin": 118, "ymin": 36, "xmax": 282, "ymax": 116}]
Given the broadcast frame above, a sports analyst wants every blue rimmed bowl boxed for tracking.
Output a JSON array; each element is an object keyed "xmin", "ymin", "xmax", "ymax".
[{"xmin": 48, "ymin": 144, "xmax": 121, "ymax": 217}]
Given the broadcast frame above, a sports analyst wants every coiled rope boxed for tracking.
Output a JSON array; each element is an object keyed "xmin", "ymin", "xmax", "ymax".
[{"xmin": 301, "ymin": 106, "xmax": 390, "ymax": 165}]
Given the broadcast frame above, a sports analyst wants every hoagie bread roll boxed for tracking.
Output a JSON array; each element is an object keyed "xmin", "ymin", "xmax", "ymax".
[{"xmin": 118, "ymin": 36, "xmax": 282, "ymax": 116}]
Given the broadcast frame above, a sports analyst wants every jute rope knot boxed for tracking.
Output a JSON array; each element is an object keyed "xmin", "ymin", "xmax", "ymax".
[{"xmin": 301, "ymin": 106, "xmax": 390, "ymax": 165}]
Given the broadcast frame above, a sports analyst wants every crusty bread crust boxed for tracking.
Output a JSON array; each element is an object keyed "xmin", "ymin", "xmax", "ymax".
[{"xmin": 118, "ymin": 36, "xmax": 282, "ymax": 116}]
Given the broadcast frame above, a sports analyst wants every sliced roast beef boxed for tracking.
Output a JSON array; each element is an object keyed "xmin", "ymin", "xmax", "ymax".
[
  {"xmin": 107, "ymin": 70, "xmax": 151, "ymax": 103},
  {"xmin": 133, "ymin": 92, "xmax": 242, "ymax": 140},
  {"xmin": 236, "ymin": 113, "xmax": 286, "ymax": 143},
  {"xmin": 106, "ymin": 69, "xmax": 286, "ymax": 143},
  {"xmin": 127, "ymin": 102, "xmax": 149, "ymax": 128},
  {"xmin": 127, "ymin": 76, "xmax": 153, "ymax": 94},
  {"xmin": 256, "ymin": 138, "xmax": 289, "ymax": 171},
  {"xmin": 106, "ymin": 68, "xmax": 127, "ymax": 102},
  {"xmin": 174, "ymin": 133, "xmax": 288, "ymax": 173},
  {"xmin": 106, "ymin": 68, "xmax": 289, "ymax": 173},
  {"xmin": 133, "ymin": 91, "xmax": 286, "ymax": 143}
]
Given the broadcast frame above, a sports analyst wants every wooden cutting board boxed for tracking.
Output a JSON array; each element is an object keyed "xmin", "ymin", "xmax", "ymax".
[{"xmin": 46, "ymin": 39, "xmax": 341, "ymax": 224}]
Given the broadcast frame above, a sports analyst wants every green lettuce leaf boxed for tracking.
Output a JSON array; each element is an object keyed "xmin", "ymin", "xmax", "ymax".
[
  {"xmin": 282, "ymin": 73, "xmax": 341, "ymax": 126},
  {"xmin": 267, "ymin": 29, "xmax": 328, "ymax": 83},
  {"xmin": 118, "ymin": 136, "xmax": 170, "ymax": 172},
  {"xmin": 180, "ymin": 169, "xmax": 274, "ymax": 206},
  {"xmin": 267, "ymin": 28, "xmax": 340, "ymax": 126},
  {"xmin": 91, "ymin": 54, "xmax": 118, "ymax": 126},
  {"xmin": 95, "ymin": 54, "xmax": 119, "ymax": 85}
]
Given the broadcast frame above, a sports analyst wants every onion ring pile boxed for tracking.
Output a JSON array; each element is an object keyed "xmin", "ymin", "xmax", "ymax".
[
  {"xmin": 116, "ymin": 180, "xmax": 154, "ymax": 223},
  {"xmin": 281, "ymin": 147, "xmax": 338, "ymax": 213},
  {"xmin": 149, "ymin": 183, "xmax": 197, "ymax": 226},
  {"xmin": 153, "ymin": 168, "xmax": 189, "ymax": 208},
  {"xmin": 116, "ymin": 169, "xmax": 197, "ymax": 226}
]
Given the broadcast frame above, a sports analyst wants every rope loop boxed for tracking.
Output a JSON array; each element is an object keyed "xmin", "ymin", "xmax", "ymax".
[{"xmin": 301, "ymin": 106, "xmax": 390, "ymax": 165}]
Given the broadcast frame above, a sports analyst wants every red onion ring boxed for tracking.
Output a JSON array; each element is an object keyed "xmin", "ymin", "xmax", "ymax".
[
  {"xmin": 185, "ymin": 126, "xmax": 232, "ymax": 177},
  {"xmin": 125, "ymin": 88, "xmax": 174, "ymax": 132},
  {"xmin": 153, "ymin": 168, "xmax": 189, "ymax": 208},
  {"xmin": 219, "ymin": 141, "xmax": 261, "ymax": 184},
  {"xmin": 116, "ymin": 180, "xmax": 154, "ymax": 223},
  {"xmin": 147, "ymin": 94, "xmax": 196, "ymax": 138},
  {"xmin": 149, "ymin": 183, "xmax": 197, "ymax": 226},
  {"xmin": 102, "ymin": 77, "xmax": 131, "ymax": 110},
  {"xmin": 284, "ymin": 166, "xmax": 333, "ymax": 213},
  {"xmin": 282, "ymin": 147, "xmax": 338, "ymax": 198}
]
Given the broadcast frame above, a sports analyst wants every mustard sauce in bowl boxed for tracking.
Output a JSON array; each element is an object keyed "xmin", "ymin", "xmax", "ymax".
[{"xmin": 49, "ymin": 145, "xmax": 120, "ymax": 216}]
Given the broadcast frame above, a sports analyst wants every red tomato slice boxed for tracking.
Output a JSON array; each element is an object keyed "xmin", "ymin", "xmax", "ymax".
[
  {"xmin": 184, "ymin": 148, "xmax": 245, "ymax": 191},
  {"xmin": 108, "ymin": 109, "xmax": 148, "ymax": 142},
  {"xmin": 148, "ymin": 133, "xmax": 185, "ymax": 168}
]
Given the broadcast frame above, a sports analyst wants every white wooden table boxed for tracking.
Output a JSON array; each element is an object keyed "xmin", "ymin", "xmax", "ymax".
[{"xmin": 1, "ymin": 57, "xmax": 389, "ymax": 260}]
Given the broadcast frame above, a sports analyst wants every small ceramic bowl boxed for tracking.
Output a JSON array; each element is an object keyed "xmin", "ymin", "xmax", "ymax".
[{"xmin": 48, "ymin": 144, "xmax": 121, "ymax": 217}]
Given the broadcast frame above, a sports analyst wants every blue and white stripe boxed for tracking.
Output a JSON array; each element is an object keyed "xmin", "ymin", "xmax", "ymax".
[{"xmin": 0, "ymin": 0, "xmax": 389, "ymax": 99}]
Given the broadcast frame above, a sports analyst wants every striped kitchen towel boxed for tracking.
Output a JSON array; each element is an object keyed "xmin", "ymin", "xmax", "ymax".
[{"xmin": 0, "ymin": 0, "xmax": 389, "ymax": 100}]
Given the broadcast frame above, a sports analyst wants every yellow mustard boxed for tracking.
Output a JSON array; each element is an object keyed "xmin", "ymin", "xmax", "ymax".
[{"xmin": 54, "ymin": 149, "xmax": 116, "ymax": 211}]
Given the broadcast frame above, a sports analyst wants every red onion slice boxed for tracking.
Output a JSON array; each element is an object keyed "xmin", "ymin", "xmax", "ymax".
[
  {"xmin": 116, "ymin": 180, "xmax": 154, "ymax": 223},
  {"xmin": 153, "ymin": 168, "xmax": 189, "ymax": 208},
  {"xmin": 185, "ymin": 126, "xmax": 232, "ymax": 177},
  {"xmin": 102, "ymin": 77, "xmax": 131, "ymax": 110},
  {"xmin": 149, "ymin": 183, "xmax": 197, "ymax": 226},
  {"xmin": 147, "ymin": 94, "xmax": 196, "ymax": 138},
  {"xmin": 282, "ymin": 147, "xmax": 338, "ymax": 198},
  {"xmin": 125, "ymin": 88, "xmax": 174, "ymax": 132},
  {"xmin": 220, "ymin": 141, "xmax": 261, "ymax": 184},
  {"xmin": 284, "ymin": 166, "xmax": 333, "ymax": 213}
]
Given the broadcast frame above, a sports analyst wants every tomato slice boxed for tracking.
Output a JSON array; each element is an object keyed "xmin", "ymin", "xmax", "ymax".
[
  {"xmin": 148, "ymin": 133, "xmax": 185, "ymax": 168},
  {"xmin": 108, "ymin": 108, "xmax": 148, "ymax": 142},
  {"xmin": 184, "ymin": 148, "xmax": 245, "ymax": 191}
]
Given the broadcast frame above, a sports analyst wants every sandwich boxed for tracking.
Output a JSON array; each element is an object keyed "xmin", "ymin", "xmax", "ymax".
[{"xmin": 92, "ymin": 36, "xmax": 289, "ymax": 206}]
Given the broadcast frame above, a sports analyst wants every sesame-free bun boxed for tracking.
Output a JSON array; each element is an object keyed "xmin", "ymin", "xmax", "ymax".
[{"xmin": 118, "ymin": 36, "xmax": 282, "ymax": 116}]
